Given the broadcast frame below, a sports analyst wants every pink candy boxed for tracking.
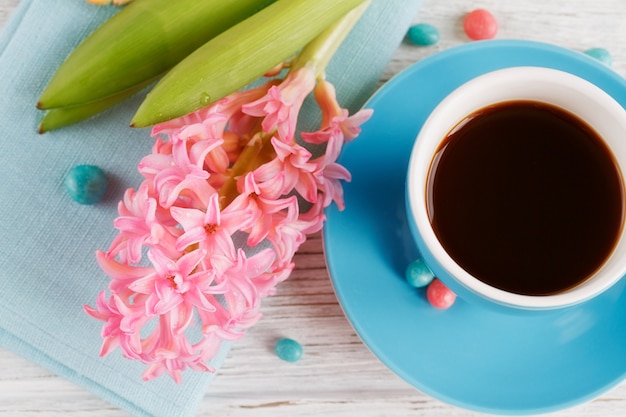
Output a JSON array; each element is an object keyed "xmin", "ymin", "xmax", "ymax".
[
  {"xmin": 463, "ymin": 9, "xmax": 498, "ymax": 40},
  {"xmin": 427, "ymin": 279, "xmax": 457, "ymax": 309}
]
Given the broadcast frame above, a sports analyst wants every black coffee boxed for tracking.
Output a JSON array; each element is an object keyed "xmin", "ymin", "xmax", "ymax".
[{"xmin": 427, "ymin": 100, "xmax": 624, "ymax": 295}]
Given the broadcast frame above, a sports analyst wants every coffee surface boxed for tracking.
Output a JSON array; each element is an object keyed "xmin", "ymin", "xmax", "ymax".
[{"xmin": 427, "ymin": 100, "xmax": 624, "ymax": 295}]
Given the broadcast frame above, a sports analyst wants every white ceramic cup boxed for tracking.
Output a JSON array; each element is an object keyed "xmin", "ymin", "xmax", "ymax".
[{"xmin": 406, "ymin": 66, "xmax": 626, "ymax": 310}]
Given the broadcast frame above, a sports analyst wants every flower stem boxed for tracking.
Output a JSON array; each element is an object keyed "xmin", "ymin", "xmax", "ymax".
[
  {"xmin": 290, "ymin": 0, "xmax": 371, "ymax": 79},
  {"xmin": 218, "ymin": 132, "xmax": 276, "ymax": 209}
]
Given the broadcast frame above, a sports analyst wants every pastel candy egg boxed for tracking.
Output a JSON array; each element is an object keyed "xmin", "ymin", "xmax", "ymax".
[
  {"xmin": 274, "ymin": 338, "xmax": 303, "ymax": 362},
  {"xmin": 408, "ymin": 23, "xmax": 440, "ymax": 46},
  {"xmin": 584, "ymin": 47, "xmax": 612, "ymax": 66},
  {"xmin": 65, "ymin": 164, "xmax": 108, "ymax": 205},
  {"xmin": 427, "ymin": 278, "xmax": 456, "ymax": 309},
  {"xmin": 463, "ymin": 9, "xmax": 498, "ymax": 40},
  {"xmin": 405, "ymin": 258, "xmax": 435, "ymax": 288}
]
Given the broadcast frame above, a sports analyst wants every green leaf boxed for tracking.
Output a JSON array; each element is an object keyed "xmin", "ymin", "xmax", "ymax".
[
  {"xmin": 131, "ymin": 0, "xmax": 367, "ymax": 128},
  {"xmin": 38, "ymin": 0, "xmax": 275, "ymax": 109},
  {"xmin": 38, "ymin": 79, "xmax": 153, "ymax": 133}
]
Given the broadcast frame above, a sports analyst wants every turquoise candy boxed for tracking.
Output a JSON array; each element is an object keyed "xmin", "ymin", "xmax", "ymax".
[
  {"xmin": 584, "ymin": 47, "xmax": 612, "ymax": 66},
  {"xmin": 65, "ymin": 164, "xmax": 108, "ymax": 205},
  {"xmin": 274, "ymin": 338, "xmax": 303, "ymax": 362},
  {"xmin": 405, "ymin": 258, "xmax": 435, "ymax": 288},
  {"xmin": 407, "ymin": 23, "xmax": 440, "ymax": 46}
]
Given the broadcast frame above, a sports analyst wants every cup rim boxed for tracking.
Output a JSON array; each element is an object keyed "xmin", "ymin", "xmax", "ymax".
[{"xmin": 407, "ymin": 66, "xmax": 626, "ymax": 309}]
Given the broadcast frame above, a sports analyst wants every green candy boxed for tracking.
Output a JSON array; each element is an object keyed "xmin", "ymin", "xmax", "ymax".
[
  {"xmin": 65, "ymin": 165, "xmax": 108, "ymax": 205},
  {"xmin": 584, "ymin": 47, "xmax": 612, "ymax": 67},
  {"xmin": 405, "ymin": 258, "xmax": 435, "ymax": 288},
  {"xmin": 407, "ymin": 23, "xmax": 440, "ymax": 46},
  {"xmin": 274, "ymin": 338, "xmax": 303, "ymax": 362}
]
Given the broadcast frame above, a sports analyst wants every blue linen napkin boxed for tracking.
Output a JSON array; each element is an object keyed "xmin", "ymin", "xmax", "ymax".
[{"xmin": 0, "ymin": 0, "xmax": 422, "ymax": 416}]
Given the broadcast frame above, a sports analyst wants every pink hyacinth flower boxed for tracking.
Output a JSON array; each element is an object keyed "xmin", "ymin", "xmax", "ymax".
[{"xmin": 86, "ymin": 59, "xmax": 373, "ymax": 382}]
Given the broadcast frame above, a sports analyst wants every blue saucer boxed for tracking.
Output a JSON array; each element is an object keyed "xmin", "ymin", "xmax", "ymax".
[{"xmin": 323, "ymin": 40, "xmax": 626, "ymax": 415}]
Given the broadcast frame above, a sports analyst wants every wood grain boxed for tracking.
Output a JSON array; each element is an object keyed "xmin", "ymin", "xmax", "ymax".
[{"xmin": 2, "ymin": 0, "xmax": 626, "ymax": 416}]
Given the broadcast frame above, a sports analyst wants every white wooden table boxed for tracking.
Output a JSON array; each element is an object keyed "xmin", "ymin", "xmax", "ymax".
[{"xmin": 2, "ymin": 0, "xmax": 626, "ymax": 416}]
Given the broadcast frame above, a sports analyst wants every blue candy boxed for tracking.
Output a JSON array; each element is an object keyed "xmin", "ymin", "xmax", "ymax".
[
  {"xmin": 65, "ymin": 164, "xmax": 108, "ymax": 205},
  {"xmin": 407, "ymin": 23, "xmax": 440, "ymax": 46},
  {"xmin": 274, "ymin": 338, "xmax": 303, "ymax": 362},
  {"xmin": 405, "ymin": 258, "xmax": 435, "ymax": 288},
  {"xmin": 584, "ymin": 47, "xmax": 612, "ymax": 66}
]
